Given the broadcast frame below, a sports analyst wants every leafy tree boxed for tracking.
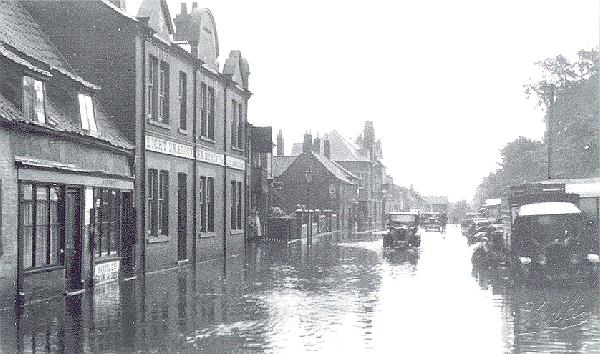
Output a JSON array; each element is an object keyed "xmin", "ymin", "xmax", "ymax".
[{"xmin": 525, "ymin": 49, "xmax": 599, "ymax": 178}]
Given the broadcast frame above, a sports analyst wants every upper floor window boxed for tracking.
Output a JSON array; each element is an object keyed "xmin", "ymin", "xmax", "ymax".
[
  {"xmin": 22, "ymin": 76, "xmax": 45, "ymax": 123},
  {"xmin": 200, "ymin": 83, "xmax": 207, "ymax": 137},
  {"xmin": 207, "ymin": 86, "xmax": 215, "ymax": 139},
  {"xmin": 148, "ymin": 56, "xmax": 169, "ymax": 124},
  {"xmin": 231, "ymin": 99, "xmax": 238, "ymax": 147},
  {"xmin": 199, "ymin": 83, "xmax": 215, "ymax": 140},
  {"xmin": 178, "ymin": 72, "xmax": 187, "ymax": 131},
  {"xmin": 78, "ymin": 93, "xmax": 97, "ymax": 132},
  {"xmin": 237, "ymin": 103, "xmax": 244, "ymax": 148},
  {"xmin": 158, "ymin": 61, "xmax": 170, "ymax": 123}
]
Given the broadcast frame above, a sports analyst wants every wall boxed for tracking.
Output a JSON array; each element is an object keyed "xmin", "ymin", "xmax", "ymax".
[{"xmin": 0, "ymin": 127, "xmax": 17, "ymax": 309}]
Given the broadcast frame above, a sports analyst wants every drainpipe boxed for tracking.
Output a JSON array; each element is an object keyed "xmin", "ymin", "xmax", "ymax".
[
  {"xmin": 222, "ymin": 74, "xmax": 231, "ymax": 275},
  {"xmin": 191, "ymin": 61, "xmax": 198, "ymax": 265},
  {"xmin": 137, "ymin": 36, "xmax": 147, "ymax": 277}
]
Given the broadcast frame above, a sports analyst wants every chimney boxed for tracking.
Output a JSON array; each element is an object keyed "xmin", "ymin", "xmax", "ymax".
[
  {"xmin": 302, "ymin": 133, "xmax": 313, "ymax": 154},
  {"xmin": 276, "ymin": 130, "xmax": 284, "ymax": 156},
  {"xmin": 323, "ymin": 139, "xmax": 331, "ymax": 159},
  {"xmin": 181, "ymin": 2, "xmax": 188, "ymax": 14},
  {"xmin": 192, "ymin": 2, "xmax": 198, "ymax": 9},
  {"xmin": 313, "ymin": 136, "xmax": 321, "ymax": 154}
]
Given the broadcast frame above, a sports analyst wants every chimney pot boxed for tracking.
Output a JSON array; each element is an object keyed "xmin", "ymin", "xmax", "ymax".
[
  {"xmin": 181, "ymin": 2, "xmax": 188, "ymax": 14},
  {"xmin": 192, "ymin": 2, "xmax": 198, "ymax": 9},
  {"xmin": 324, "ymin": 139, "xmax": 331, "ymax": 159}
]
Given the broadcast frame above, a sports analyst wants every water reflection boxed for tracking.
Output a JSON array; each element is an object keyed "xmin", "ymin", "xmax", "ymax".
[{"xmin": 2, "ymin": 229, "xmax": 599, "ymax": 352}]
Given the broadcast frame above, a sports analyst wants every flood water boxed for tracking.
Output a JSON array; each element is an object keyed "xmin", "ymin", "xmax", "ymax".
[{"xmin": 1, "ymin": 225, "xmax": 599, "ymax": 353}]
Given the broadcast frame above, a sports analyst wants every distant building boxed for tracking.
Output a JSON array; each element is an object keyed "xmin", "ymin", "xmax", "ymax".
[
  {"xmin": 272, "ymin": 134, "xmax": 358, "ymax": 230},
  {"xmin": 323, "ymin": 124, "xmax": 385, "ymax": 231},
  {"xmin": 423, "ymin": 196, "xmax": 449, "ymax": 213}
]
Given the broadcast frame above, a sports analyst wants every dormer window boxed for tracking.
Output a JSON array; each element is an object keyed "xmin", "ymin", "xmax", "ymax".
[
  {"xmin": 78, "ymin": 93, "xmax": 97, "ymax": 132},
  {"xmin": 22, "ymin": 76, "xmax": 45, "ymax": 123}
]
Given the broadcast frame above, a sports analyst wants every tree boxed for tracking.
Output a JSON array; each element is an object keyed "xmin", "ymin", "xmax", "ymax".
[{"xmin": 525, "ymin": 49, "xmax": 599, "ymax": 179}]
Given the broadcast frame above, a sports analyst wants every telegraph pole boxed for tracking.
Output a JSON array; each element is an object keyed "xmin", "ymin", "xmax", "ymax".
[{"xmin": 547, "ymin": 83, "xmax": 556, "ymax": 180}]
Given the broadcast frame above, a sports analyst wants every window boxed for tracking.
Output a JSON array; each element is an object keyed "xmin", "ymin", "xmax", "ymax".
[
  {"xmin": 200, "ymin": 83, "xmax": 207, "ymax": 138},
  {"xmin": 22, "ymin": 76, "xmax": 45, "ymax": 123},
  {"xmin": 230, "ymin": 181, "xmax": 242, "ymax": 230},
  {"xmin": 237, "ymin": 103, "xmax": 244, "ymax": 149},
  {"xmin": 178, "ymin": 72, "xmax": 187, "ymax": 131},
  {"xmin": 93, "ymin": 189, "xmax": 121, "ymax": 257},
  {"xmin": 231, "ymin": 100, "xmax": 238, "ymax": 148},
  {"xmin": 78, "ymin": 93, "xmax": 97, "ymax": 132},
  {"xmin": 199, "ymin": 176, "xmax": 215, "ymax": 233},
  {"xmin": 20, "ymin": 183, "xmax": 61, "ymax": 269},
  {"xmin": 159, "ymin": 61, "xmax": 170, "ymax": 123},
  {"xmin": 207, "ymin": 177, "xmax": 214, "ymax": 232},
  {"xmin": 231, "ymin": 181, "xmax": 236, "ymax": 229},
  {"xmin": 148, "ymin": 169, "xmax": 169, "ymax": 237},
  {"xmin": 237, "ymin": 182, "xmax": 242, "ymax": 229},
  {"xmin": 207, "ymin": 86, "xmax": 215, "ymax": 139},
  {"xmin": 199, "ymin": 176, "xmax": 206, "ymax": 232},
  {"xmin": 148, "ymin": 56, "xmax": 158, "ymax": 121}
]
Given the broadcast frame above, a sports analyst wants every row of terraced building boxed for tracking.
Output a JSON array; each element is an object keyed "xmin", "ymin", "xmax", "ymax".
[{"xmin": 0, "ymin": 0, "xmax": 270, "ymax": 308}]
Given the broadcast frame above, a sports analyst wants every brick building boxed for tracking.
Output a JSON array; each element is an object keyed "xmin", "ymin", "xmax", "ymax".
[
  {"xmin": 273, "ymin": 134, "xmax": 358, "ymax": 230},
  {"xmin": 23, "ymin": 0, "xmax": 251, "ymax": 275},
  {"xmin": 0, "ymin": 1, "xmax": 134, "ymax": 306}
]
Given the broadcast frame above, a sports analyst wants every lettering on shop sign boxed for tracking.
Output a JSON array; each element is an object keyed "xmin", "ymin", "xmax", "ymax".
[
  {"xmin": 196, "ymin": 148, "xmax": 224, "ymax": 166},
  {"xmin": 94, "ymin": 260, "xmax": 119, "ymax": 283},
  {"xmin": 226, "ymin": 156, "xmax": 246, "ymax": 171},
  {"xmin": 145, "ymin": 135, "xmax": 194, "ymax": 160},
  {"xmin": 145, "ymin": 135, "xmax": 245, "ymax": 170}
]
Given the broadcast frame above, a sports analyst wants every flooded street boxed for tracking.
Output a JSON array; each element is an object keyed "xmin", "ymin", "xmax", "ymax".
[{"xmin": 2, "ymin": 225, "xmax": 600, "ymax": 353}]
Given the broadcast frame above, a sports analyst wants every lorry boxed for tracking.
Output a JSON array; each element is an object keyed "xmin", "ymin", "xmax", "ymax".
[{"xmin": 505, "ymin": 178, "xmax": 600, "ymax": 283}]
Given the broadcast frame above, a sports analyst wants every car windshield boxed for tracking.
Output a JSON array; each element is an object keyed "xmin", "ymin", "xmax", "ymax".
[
  {"xmin": 390, "ymin": 214, "xmax": 417, "ymax": 223},
  {"xmin": 516, "ymin": 214, "xmax": 581, "ymax": 244}
]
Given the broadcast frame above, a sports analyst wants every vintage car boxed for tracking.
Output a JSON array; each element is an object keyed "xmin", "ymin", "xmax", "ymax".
[
  {"xmin": 421, "ymin": 212, "xmax": 441, "ymax": 232},
  {"xmin": 461, "ymin": 212, "xmax": 481, "ymax": 231},
  {"xmin": 465, "ymin": 218, "xmax": 492, "ymax": 243},
  {"xmin": 510, "ymin": 201, "xmax": 599, "ymax": 283},
  {"xmin": 384, "ymin": 212, "xmax": 421, "ymax": 249}
]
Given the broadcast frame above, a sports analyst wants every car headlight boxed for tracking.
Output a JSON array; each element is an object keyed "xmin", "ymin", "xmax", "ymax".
[
  {"xmin": 587, "ymin": 254, "xmax": 600, "ymax": 263},
  {"xmin": 519, "ymin": 256, "xmax": 531, "ymax": 265}
]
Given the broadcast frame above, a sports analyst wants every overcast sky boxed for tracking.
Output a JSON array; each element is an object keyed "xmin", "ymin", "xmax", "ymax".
[{"xmin": 166, "ymin": 0, "xmax": 598, "ymax": 202}]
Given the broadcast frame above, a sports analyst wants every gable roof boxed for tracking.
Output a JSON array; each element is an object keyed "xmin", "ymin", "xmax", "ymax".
[
  {"xmin": 325, "ymin": 130, "xmax": 370, "ymax": 162},
  {"xmin": 0, "ymin": 1, "xmax": 132, "ymax": 150},
  {"xmin": 310, "ymin": 153, "xmax": 353, "ymax": 184},
  {"xmin": 136, "ymin": 0, "xmax": 174, "ymax": 39},
  {"xmin": 272, "ymin": 155, "xmax": 297, "ymax": 178},
  {"xmin": 0, "ymin": 1, "xmax": 98, "ymax": 90}
]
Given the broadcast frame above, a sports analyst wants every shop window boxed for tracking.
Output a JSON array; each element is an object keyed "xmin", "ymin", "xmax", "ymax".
[
  {"xmin": 78, "ymin": 93, "xmax": 97, "ymax": 132},
  {"xmin": 22, "ymin": 76, "xmax": 45, "ymax": 124},
  {"xmin": 231, "ymin": 99, "xmax": 237, "ymax": 148},
  {"xmin": 148, "ymin": 169, "xmax": 169, "ymax": 237},
  {"xmin": 93, "ymin": 189, "xmax": 121, "ymax": 258},
  {"xmin": 178, "ymin": 72, "xmax": 187, "ymax": 131},
  {"xmin": 20, "ymin": 183, "xmax": 61, "ymax": 270}
]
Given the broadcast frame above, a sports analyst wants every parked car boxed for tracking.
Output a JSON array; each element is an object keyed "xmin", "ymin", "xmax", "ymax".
[
  {"xmin": 421, "ymin": 212, "xmax": 441, "ymax": 232},
  {"xmin": 384, "ymin": 212, "xmax": 421, "ymax": 250},
  {"xmin": 465, "ymin": 218, "xmax": 492, "ymax": 244},
  {"xmin": 509, "ymin": 201, "xmax": 599, "ymax": 283}
]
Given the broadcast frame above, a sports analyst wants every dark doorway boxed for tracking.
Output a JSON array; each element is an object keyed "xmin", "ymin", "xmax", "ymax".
[
  {"xmin": 121, "ymin": 191, "xmax": 135, "ymax": 278},
  {"xmin": 65, "ymin": 188, "xmax": 82, "ymax": 293},
  {"xmin": 177, "ymin": 173, "xmax": 187, "ymax": 261}
]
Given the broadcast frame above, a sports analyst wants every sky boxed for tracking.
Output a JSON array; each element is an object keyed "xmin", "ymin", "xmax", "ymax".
[{"xmin": 164, "ymin": 0, "xmax": 599, "ymax": 202}]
